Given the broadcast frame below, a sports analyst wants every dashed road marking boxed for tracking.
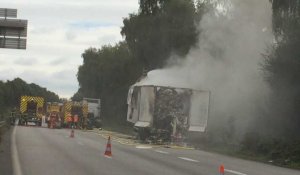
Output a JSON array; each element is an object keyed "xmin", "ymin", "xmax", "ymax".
[
  {"xmin": 136, "ymin": 145, "xmax": 152, "ymax": 149},
  {"xmin": 154, "ymin": 150, "xmax": 169, "ymax": 154},
  {"xmin": 225, "ymin": 169, "xmax": 247, "ymax": 175},
  {"xmin": 77, "ymin": 141, "xmax": 84, "ymax": 146},
  {"xmin": 178, "ymin": 157, "xmax": 199, "ymax": 162}
]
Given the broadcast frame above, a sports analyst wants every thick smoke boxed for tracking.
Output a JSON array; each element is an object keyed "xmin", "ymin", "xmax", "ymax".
[{"xmin": 137, "ymin": 0, "xmax": 273, "ymax": 141}]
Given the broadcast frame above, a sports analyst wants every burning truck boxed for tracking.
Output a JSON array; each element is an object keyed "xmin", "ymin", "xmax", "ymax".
[{"xmin": 127, "ymin": 85, "xmax": 210, "ymax": 144}]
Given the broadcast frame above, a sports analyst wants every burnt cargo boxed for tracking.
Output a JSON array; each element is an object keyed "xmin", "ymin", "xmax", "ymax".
[{"xmin": 127, "ymin": 85, "xmax": 210, "ymax": 142}]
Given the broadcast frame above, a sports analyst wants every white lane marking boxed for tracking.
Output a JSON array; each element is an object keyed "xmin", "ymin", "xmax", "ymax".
[
  {"xmin": 154, "ymin": 150, "xmax": 169, "ymax": 154},
  {"xmin": 11, "ymin": 125, "xmax": 23, "ymax": 175},
  {"xmin": 178, "ymin": 157, "xmax": 199, "ymax": 162},
  {"xmin": 225, "ymin": 169, "xmax": 247, "ymax": 175},
  {"xmin": 136, "ymin": 145, "xmax": 152, "ymax": 149},
  {"xmin": 77, "ymin": 141, "xmax": 84, "ymax": 146}
]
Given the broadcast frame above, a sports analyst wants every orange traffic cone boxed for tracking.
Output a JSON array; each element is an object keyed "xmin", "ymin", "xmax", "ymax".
[
  {"xmin": 104, "ymin": 136, "xmax": 112, "ymax": 157},
  {"xmin": 219, "ymin": 164, "xmax": 225, "ymax": 175},
  {"xmin": 70, "ymin": 129, "xmax": 74, "ymax": 138}
]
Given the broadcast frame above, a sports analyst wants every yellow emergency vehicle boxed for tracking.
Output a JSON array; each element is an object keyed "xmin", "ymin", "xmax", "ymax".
[
  {"xmin": 62, "ymin": 101, "xmax": 88, "ymax": 129},
  {"xmin": 46, "ymin": 102, "xmax": 63, "ymax": 128},
  {"xmin": 19, "ymin": 96, "xmax": 44, "ymax": 126}
]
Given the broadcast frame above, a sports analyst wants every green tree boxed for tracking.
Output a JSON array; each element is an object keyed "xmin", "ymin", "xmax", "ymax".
[
  {"xmin": 263, "ymin": 0, "xmax": 300, "ymax": 138},
  {"xmin": 121, "ymin": 0, "xmax": 199, "ymax": 70},
  {"xmin": 71, "ymin": 88, "xmax": 83, "ymax": 101},
  {"xmin": 270, "ymin": 0, "xmax": 300, "ymax": 39},
  {"xmin": 75, "ymin": 42, "xmax": 141, "ymax": 123}
]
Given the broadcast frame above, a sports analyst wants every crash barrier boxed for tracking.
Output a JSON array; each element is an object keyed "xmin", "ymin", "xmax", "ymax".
[
  {"xmin": 0, "ymin": 120, "xmax": 7, "ymax": 143},
  {"xmin": 0, "ymin": 121, "xmax": 5, "ymax": 128}
]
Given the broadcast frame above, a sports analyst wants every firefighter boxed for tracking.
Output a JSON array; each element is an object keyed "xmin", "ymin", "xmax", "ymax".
[
  {"xmin": 24, "ymin": 114, "xmax": 28, "ymax": 126},
  {"xmin": 57, "ymin": 114, "xmax": 61, "ymax": 128},
  {"xmin": 50, "ymin": 114, "xmax": 55, "ymax": 128},
  {"xmin": 46, "ymin": 115, "xmax": 48, "ymax": 127},
  {"xmin": 11, "ymin": 107, "xmax": 16, "ymax": 125},
  {"xmin": 74, "ymin": 114, "xmax": 79, "ymax": 129},
  {"xmin": 66, "ymin": 115, "xmax": 72, "ymax": 128}
]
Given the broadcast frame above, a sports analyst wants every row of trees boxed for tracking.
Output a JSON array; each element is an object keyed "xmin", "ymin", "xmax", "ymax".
[
  {"xmin": 0, "ymin": 78, "xmax": 60, "ymax": 114},
  {"xmin": 263, "ymin": 0, "xmax": 300, "ymax": 139},
  {"xmin": 239, "ymin": 0, "xmax": 300, "ymax": 165},
  {"xmin": 73, "ymin": 43, "xmax": 140, "ymax": 126}
]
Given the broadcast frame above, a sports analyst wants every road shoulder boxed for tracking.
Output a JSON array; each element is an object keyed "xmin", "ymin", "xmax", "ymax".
[{"xmin": 0, "ymin": 127, "xmax": 13, "ymax": 175}]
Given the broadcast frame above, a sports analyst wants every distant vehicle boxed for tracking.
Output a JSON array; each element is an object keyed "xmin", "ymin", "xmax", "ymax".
[
  {"xmin": 19, "ymin": 96, "xmax": 44, "ymax": 126},
  {"xmin": 61, "ymin": 101, "xmax": 88, "ymax": 129},
  {"xmin": 46, "ymin": 102, "xmax": 63, "ymax": 129},
  {"xmin": 83, "ymin": 98, "xmax": 101, "ymax": 129},
  {"xmin": 127, "ymin": 85, "xmax": 210, "ymax": 143}
]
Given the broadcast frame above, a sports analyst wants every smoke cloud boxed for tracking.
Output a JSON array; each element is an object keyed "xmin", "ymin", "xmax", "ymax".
[{"xmin": 137, "ymin": 0, "xmax": 273, "ymax": 141}]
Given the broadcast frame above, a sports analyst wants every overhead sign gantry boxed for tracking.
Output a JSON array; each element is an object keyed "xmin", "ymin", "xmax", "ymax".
[{"xmin": 0, "ymin": 8, "xmax": 28, "ymax": 49}]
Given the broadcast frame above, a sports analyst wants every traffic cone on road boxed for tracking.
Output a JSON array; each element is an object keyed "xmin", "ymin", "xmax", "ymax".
[
  {"xmin": 219, "ymin": 164, "xmax": 225, "ymax": 175},
  {"xmin": 70, "ymin": 129, "xmax": 74, "ymax": 138},
  {"xmin": 104, "ymin": 136, "xmax": 112, "ymax": 157}
]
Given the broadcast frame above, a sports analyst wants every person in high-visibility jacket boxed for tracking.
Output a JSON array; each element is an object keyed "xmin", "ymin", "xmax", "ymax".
[
  {"xmin": 66, "ymin": 115, "xmax": 72, "ymax": 128},
  {"xmin": 47, "ymin": 115, "xmax": 51, "ymax": 128}
]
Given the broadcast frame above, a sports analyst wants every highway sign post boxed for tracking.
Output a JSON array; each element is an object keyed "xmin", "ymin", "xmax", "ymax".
[
  {"xmin": 0, "ymin": 8, "xmax": 27, "ymax": 49},
  {"xmin": 0, "ymin": 8, "xmax": 17, "ymax": 18}
]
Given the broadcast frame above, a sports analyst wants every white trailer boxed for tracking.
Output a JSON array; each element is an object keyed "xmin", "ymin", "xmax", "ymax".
[
  {"xmin": 83, "ymin": 98, "xmax": 101, "ymax": 129},
  {"xmin": 127, "ymin": 85, "xmax": 210, "ymax": 141},
  {"xmin": 83, "ymin": 98, "xmax": 101, "ymax": 118}
]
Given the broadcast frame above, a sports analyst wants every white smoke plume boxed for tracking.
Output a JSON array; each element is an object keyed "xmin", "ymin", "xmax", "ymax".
[{"xmin": 137, "ymin": 0, "xmax": 274, "ymax": 140}]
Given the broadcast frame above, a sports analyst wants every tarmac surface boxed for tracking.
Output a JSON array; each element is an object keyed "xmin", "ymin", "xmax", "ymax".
[{"xmin": 6, "ymin": 126, "xmax": 300, "ymax": 175}]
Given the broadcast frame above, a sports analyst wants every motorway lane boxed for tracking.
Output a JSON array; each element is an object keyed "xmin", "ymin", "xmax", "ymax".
[
  {"xmin": 13, "ymin": 126, "xmax": 300, "ymax": 175},
  {"xmin": 0, "ymin": 128, "xmax": 13, "ymax": 175},
  {"xmin": 14, "ymin": 126, "xmax": 204, "ymax": 175},
  {"xmin": 151, "ymin": 147, "xmax": 300, "ymax": 175}
]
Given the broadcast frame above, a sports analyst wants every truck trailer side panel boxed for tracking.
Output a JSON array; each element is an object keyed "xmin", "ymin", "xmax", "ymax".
[
  {"xmin": 135, "ymin": 86, "xmax": 155, "ymax": 127},
  {"xmin": 189, "ymin": 91, "xmax": 210, "ymax": 132},
  {"xmin": 127, "ymin": 86, "xmax": 139, "ymax": 123}
]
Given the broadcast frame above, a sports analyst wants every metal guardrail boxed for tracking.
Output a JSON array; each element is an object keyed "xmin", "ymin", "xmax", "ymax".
[
  {"xmin": 0, "ymin": 121, "xmax": 6, "ymax": 128},
  {"xmin": 0, "ymin": 120, "xmax": 6, "ymax": 143}
]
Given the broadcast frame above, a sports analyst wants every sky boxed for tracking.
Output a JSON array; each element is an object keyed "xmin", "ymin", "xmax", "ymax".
[{"xmin": 0, "ymin": 0, "xmax": 139, "ymax": 98}]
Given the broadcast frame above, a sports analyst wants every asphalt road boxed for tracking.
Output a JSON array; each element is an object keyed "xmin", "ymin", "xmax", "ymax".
[
  {"xmin": 11, "ymin": 126, "xmax": 300, "ymax": 175},
  {"xmin": 0, "ymin": 127, "xmax": 13, "ymax": 175}
]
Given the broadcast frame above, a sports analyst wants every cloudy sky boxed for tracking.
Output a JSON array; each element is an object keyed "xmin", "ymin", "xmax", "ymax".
[{"xmin": 1, "ymin": 0, "xmax": 139, "ymax": 98}]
